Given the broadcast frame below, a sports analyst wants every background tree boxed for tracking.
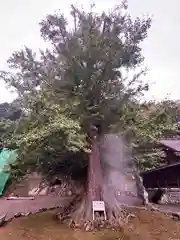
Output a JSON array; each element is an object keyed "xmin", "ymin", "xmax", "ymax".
[
  {"xmin": 114, "ymin": 99, "xmax": 180, "ymax": 170},
  {"xmin": 0, "ymin": 102, "xmax": 22, "ymax": 148}
]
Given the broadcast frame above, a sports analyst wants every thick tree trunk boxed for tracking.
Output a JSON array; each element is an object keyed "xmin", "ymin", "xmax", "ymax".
[
  {"xmin": 87, "ymin": 138, "xmax": 103, "ymax": 202},
  {"xmin": 58, "ymin": 133, "xmax": 148, "ymax": 228},
  {"xmin": 100, "ymin": 134, "xmax": 145, "ymax": 207}
]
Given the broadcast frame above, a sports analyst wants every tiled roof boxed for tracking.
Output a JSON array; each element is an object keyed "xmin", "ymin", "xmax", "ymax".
[{"xmin": 160, "ymin": 139, "xmax": 180, "ymax": 152}]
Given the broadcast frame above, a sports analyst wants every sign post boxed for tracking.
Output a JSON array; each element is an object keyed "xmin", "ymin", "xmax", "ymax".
[{"xmin": 92, "ymin": 201, "xmax": 107, "ymax": 220}]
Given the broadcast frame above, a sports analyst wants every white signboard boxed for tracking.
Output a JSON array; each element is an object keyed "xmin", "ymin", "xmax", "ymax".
[
  {"xmin": 92, "ymin": 201, "xmax": 106, "ymax": 220},
  {"xmin": 92, "ymin": 201, "xmax": 105, "ymax": 211}
]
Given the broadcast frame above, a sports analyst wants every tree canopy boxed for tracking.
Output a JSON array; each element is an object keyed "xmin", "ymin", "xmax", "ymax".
[{"xmin": 0, "ymin": 2, "xmax": 179, "ymax": 179}]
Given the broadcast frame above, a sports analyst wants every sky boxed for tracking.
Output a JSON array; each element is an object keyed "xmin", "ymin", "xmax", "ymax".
[{"xmin": 0, "ymin": 0, "xmax": 179, "ymax": 103}]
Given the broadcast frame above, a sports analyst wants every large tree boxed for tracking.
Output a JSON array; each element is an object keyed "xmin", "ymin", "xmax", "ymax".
[
  {"xmin": 1, "ymin": 2, "xmax": 151, "ymax": 131},
  {"xmin": 0, "ymin": 1, "xmax": 163, "ymax": 226}
]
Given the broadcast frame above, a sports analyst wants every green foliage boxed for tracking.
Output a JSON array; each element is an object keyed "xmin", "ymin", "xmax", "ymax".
[
  {"xmin": 39, "ymin": 3, "xmax": 151, "ymax": 130},
  {"xmin": 0, "ymin": 102, "xmax": 22, "ymax": 148},
  {"xmin": 1, "ymin": 3, "xmax": 151, "ymax": 132},
  {"xmin": 5, "ymin": 101, "xmax": 88, "ymax": 179},
  {"xmin": 0, "ymin": 102, "xmax": 22, "ymax": 120},
  {"xmin": 0, "ymin": 118, "xmax": 17, "ymax": 150},
  {"xmin": 0, "ymin": 1, "xmax": 178, "ymax": 177},
  {"xmin": 113, "ymin": 100, "xmax": 180, "ymax": 170}
]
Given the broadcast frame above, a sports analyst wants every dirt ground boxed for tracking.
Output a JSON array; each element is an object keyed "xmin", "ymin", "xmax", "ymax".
[
  {"xmin": 0, "ymin": 208, "xmax": 180, "ymax": 240},
  {"xmin": 0, "ymin": 196, "xmax": 74, "ymax": 221}
]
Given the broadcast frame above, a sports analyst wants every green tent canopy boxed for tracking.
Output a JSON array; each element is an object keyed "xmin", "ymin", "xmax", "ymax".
[{"xmin": 0, "ymin": 148, "xmax": 18, "ymax": 195}]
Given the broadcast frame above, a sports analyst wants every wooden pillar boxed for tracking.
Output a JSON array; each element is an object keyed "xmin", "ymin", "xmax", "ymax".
[{"xmin": 164, "ymin": 149, "xmax": 176, "ymax": 164}]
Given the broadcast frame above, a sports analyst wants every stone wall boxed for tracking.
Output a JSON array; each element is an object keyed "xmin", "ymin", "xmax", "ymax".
[
  {"xmin": 5, "ymin": 173, "xmax": 84, "ymax": 198},
  {"xmin": 147, "ymin": 188, "xmax": 180, "ymax": 204},
  {"xmin": 161, "ymin": 190, "xmax": 180, "ymax": 204}
]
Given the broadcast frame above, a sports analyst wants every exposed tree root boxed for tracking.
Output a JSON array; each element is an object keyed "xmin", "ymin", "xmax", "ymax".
[
  {"xmin": 55, "ymin": 194, "xmax": 139, "ymax": 231},
  {"xmin": 55, "ymin": 133, "xmax": 151, "ymax": 231}
]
